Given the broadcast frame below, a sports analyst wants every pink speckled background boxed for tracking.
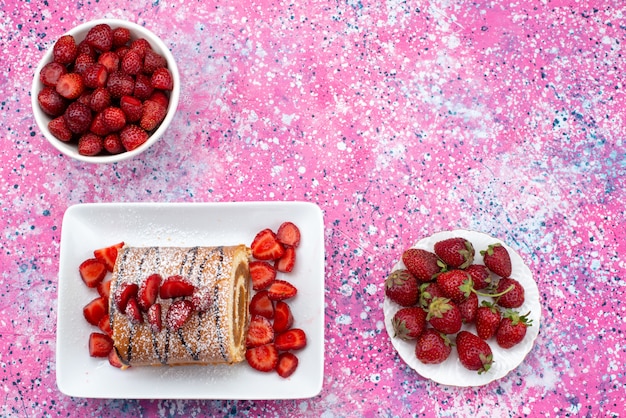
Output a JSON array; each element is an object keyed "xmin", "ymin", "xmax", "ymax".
[{"xmin": 1, "ymin": 0, "xmax": 625, "ymax": 416}]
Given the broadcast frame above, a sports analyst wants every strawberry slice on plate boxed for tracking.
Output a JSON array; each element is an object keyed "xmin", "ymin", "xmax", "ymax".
[
  {"xmin": 249, "ymin": 261, "xmax": 276, "ymax": 291},
  {"xmin": 159, "ymin": 275, "xmax": 195, "ymax": 299},
  {"xmin": 114, "ymin": 282, "xmax": 138, "ymax": 312},
  {"xmin": 276, "ymin": 352, "xmax": 299, "ymax": 378},
  {"xmin": 97, "ymin": 279, "xmax": 112, "ymax": 300},
  {"xmin": 246, "ymin": 315, "xmax": 275, "ymax": 348},
  {"xmin": 88, "ymin": 332, "xmax": 113, "ymax": 358},
  {"xmin": 138, "ymin": 273, "xmax": 162, "ymax": 311},
  {"xmin": 276, "ymin": 222, "xmax": 301, "ymax": 247},
  {"xmin": 249, "ymin": 290, "xmax": 275, "ymax": 319},
  {"xmin": 251, "ymin": 229, "xmax": 285, "ymax": 260},
  {"xmin": 166, "ymin": 300, "xmax": 193, "ymax": 331},
  {"xmin": 267, "ymin": 280, "xmax": 297, "ymax": 301},
  {"xmin": 79, "ymin": 258, "xmax": 107, "ymax": 288},
  {"xmin": 245, "ymin": 343, "xmax": 279, "ymax": 372},
  {"xmin": 147, "ymin": 303, "xmax": 163, "ymax": 333},
  {"xmin": 275, "ymin": 246, "xmax": 296, "ymax": 273},
  {"xmin": 275, "ymin": 328, "xmax": 307, "ymax": 351},
  {"xmin": 83, "ymin": 296, "xmax": 108, "ymax": 326},
  {"xmin": 125, "ymin": 298, "xmax": 143, "ymax": 324},
  {"xmin": 98, "ymin": 314, "xmax": 112, "ymax": 337},
  {"xmin": 93, "ymin": 242, "xmax": 124, "ymax": 272},
  {"xmin": 273, "ymin": 300, "xmax": 294, "ymax": 333}
]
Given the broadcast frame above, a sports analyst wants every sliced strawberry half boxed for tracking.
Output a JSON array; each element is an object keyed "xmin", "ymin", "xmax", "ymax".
[
  {"xmin": 250, "ymin": 229, "xmax": 285, "ymax": 260},
  {"xmin": 114, "ymin": 282, "xmax": 139, "ymax": 312},
  {"xmin": 274, "ymin": 246, "xmax": 296, "ymax": 273},
  {"xmin": 267, "ymin": 280, "xmax": 297, "ymax": 301},
  {"xmin": 93, "ymin": 242, "xmax": 124, "ymax": 272},
  {"xmin": 276, "ymin": 222, "xmax": 301, "ymax": 247},
  {"xmin": 108, "ymin": 348, "xmax": 127, "ymax": 369},
  {"xmin": 88, "ymin": 332, "xmax": 113, "ymax": 358},
  {"xmin": 79, "ymin": 258, "xmax": 107, "ymax": 288},
  {"xmin": 97, "ymin": 279, "xmax": 112, "ymax": 300},
  {"xmin": 276, "ymin": 352, "xmax": 299, "ymax": 378},
  {"xmin": 275, "ymin": 328, "xmax": 307, "ymax": 351},
  {"xmin": 246, "ymin": 315, "xmax": 275, "ymax": 348},
  {"xmin": 166, "ymin": 299, "xmax": 193, "ymax": 331},
  {"xmin": 83, "ymin": 296, "xmax": 108, "ymax": 326},
  {"xmin": 159, "ymin": 275, "xmax": 195, "ymax": 299},
  {"xmin": 273, "ymin": 300, "xmax": 294, "ymax": 333},
  {"xmin": 147, "ymin": 303, "xmax": 163, "ymax": 333},
  {"xmin": 249, "ymin": 290, "xmax": 275, "ymax": 319},
  {"xmin": 138, "ymin": 273, "xmax": 162, "ymax": 311},
  {"xmin": 125, "ymin": 298, "xmax": 143, "ymax": 324},
  {"xmin": 249, "ymin": 261, "xmax": 276, "ymax": 291},
  {"xmin": 98, "ymin": 314, "xmax": 112, "ymax": 337},
  {"xmin": 245, "ymin": 343, "xmax": 279, "ymax": 372}
]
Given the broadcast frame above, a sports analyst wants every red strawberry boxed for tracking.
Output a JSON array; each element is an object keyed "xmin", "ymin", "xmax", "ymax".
[
  {"xmin": 273, "ymin": 300, "xmax": 294, "ymax": 333},
  {"xmin": 97, "ymin": 51, "xmax": 120, "ymax": 74},
  {"xmin": 418, "ymin": 282, "xmax": 445, "ymax": 308},
  {"xmin": 83, "ymin": 296, "xmax": 108, "ymax": 326},
  {"xmin": 82, "ymin": 64, "xmax": 108, "ymax": 89},
  {"xmin": 48, "ymin": 116, "xmax": 73, "ymax": 141},
  {"xmin": 93, "ymin": 242, "xmax": 124, "ymax": 272},
  {"xmin": 143, "ymin": 49, "xmax": 167, "ymax": 74},
  {"xmin": 246, "ymin": 343, "xmax": 279, "ymax": 372},
  {"xmin": 108, "ymin": 348, "xmax": 126, "ymax": 369},
  {"xmin": 78, "ymin": 133, "xmax": 103, "ymax": 156},
  {"xmin": 97, "ymin": 279, "xmax": 112, "ymax": 300},
  {"xmin": 114, "ymin": 45, "xmax": 130, "ymax": 60},
  {"xmin": 38, "ymin": 87, "xmax": 68, "ymax": 116},
  {"xmin": 458, "ymin": 291, "xmax": 478, "ymax": 323},
  {"xmin": 73, "ymin": 53, "xmax": 95, "ymax": 75},
  {"xmin": 166, "ymin": 299, "xmax": 193, "ymax": 331},
  {"xmin": 64, "ymin": 101, "xmax": 92, "ymax": 134},
  {"xmin": 475, "ymin": 301, "xmax": 501, "ymax": 340},
  {"xmin": 148, "ymin": 90, "xmax": 169, "ymax": 109},
  {"xmin": 102, "ymin": 106, "xmax": 126, "ymax": 131},
  {"xmin": 79, "ymin": 258, "xmax": 107, "ymax": 288},
  {"xmin": 103, "ymin": 133, "xmax": 124, "ymax": 154},
  {"xmin": 40, "ymin": 61, "xmax": 67, "ymax": 86},
  {"xmin": 456, "ymin": 330, "xmax": 493, "ymax": 373},
  {"xmin": 481, "ymin": 243, "xmax": 512, "ymax": 278},
  {"xmin": 275, "ymin": 328, "xmax": 307, "ymax": 351},
  {"xmin": 107, "ymin": 71, "xmax": 135, "ymax": 98},
  {"xmin": 88, "ymin": 332, "xmax": 113, "ymax": 358},
  {"xmin": 89, "ymin": 112, "xmax": 110, "ymax": 136},
  {"xmin": 384, "ymin": 269, "xmax": 419, "ymax": 307},
  {"xmin": 436, "ymin": 270, "xmax": 474, "ymax": 304},
  {"xmin": 140, "ymin": 99, "xmax": 167, "ymax": 131},
  {"xmin": 133, "ymin": 73, "xmax": 154, "ymax": 100},
  {"xmin": 267, "ymin": 280, "xmax": 297, "ymax": 301},
  {"xmin": 150, "ymin": 67, "xmax": 173, "ymax": 90},
  {"xmin": 402, "ymin": 248, "xmax": 444, "ymax": 283},
  {"xmin": 434, "ymin": 237, "xmax": 475, "ymax": 269},
  {"xmin": 426, "ymin": 297, "xmax": 462, "ymax": 334},
  {"xmin": 119, "ymin": 95, "xmax": 143, "ymax": 122},
  {"xmin": 56, "ymin": 73, "xmax": 84, "ymax": 100},
  {"xmin": 246, "ymin": 315, "xmax": 275, "ymax": 348},
  {"xmin": 251, "ymin": 229, "xmax": 285, "ymax": 260},
  {"xmin": 495, "ymin": 277, "xmax": 525, "ymax": 308},
  {"xmin": 85, "ymin": 23, "xmax": 113, "ymax": 52},
  {"xmin": 130, "ymin": 38, "xmax": 151, "ymax": 58},
  {"xmin": 249, "ymin": 261, "xmax": 277, "ymax": 291},
  {"xmin": 391, "ymin": 306, "xmax": 427, "ymax": 340},
  {"xmin": 121, "ymin": 50, "xmax": 143, "ymax": 75},
  {"xmin": 112, "ymin": 27, "xmax": 131, "ymax": 47},
  {"xmin": 138, "ymin": 273, "xmax": 162, "ymax": 311},
  {"xmin": 496, "ymin": 311, "xmax": 532, "ymax": 348},
  {"xmin": 275, "ymin": 246, "xmax": 296, "ymax": 273},
  {"xmin": 276, "ymin": 222, "xmax": 301, "ymax": 247},
  {"xmin": 147, "ymin": 303, "xmax": 163, "ymax": 333},
  {"xmin": 98, "ymin": 314, "xmax": 112, "ymax": 337},
  {"xmin": 76, "ymin": 40, "xmax": 96, "ymax": 58},
  {"xmin": 125, "ymin": 298, "xmax": 143, "ymax": 324},
  {"xmin": 465, "ymin": 264, "xmax": 491, "ymax": 290},
  {"xmin": 276, "ymin": 352, "xmax": 299, "ymax": 378},
  {"xmin": 249, "ymin": 290, "xmax": 275, "ymax": 319},
  {"xmin": 120, "ymin": 124, "xmax": 149, "ymax": 151},
  {"xmin": 114, "ymin": 282, "xmax": 139, "ymax": 312},
  {"xmin": 190, "ymin": 289, "xmax": 211, "ymax": 312},
  {"xmin": 159, "ymin": 275, "xmax": 195, "ymax": 299},
  {"xmin": 415, "ymin": 329, "xmax": 453, "ymax": 364},
  {"xmin": 52, "ymin": 35, "xmax": 78, "ymax": 64},
  {"xmin": 89, "ymin": 87, "xmax": 112, "ymax": 112}
]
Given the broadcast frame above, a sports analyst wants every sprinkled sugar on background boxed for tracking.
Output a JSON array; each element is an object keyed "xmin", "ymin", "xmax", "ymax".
[{"xmin": 1, "ymin": 0, "xmax": 625, "ymax": 416}]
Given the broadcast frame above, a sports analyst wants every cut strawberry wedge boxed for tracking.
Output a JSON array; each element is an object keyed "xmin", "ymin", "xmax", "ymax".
[
  {"xmin": 249, "ymin": 290, "xmax": 275, "ymax": 319},
  {"xmin": 267, "ymin": 280, "xmax": 297, "ymax": 301},
  {"xmin": 114, "ymin": 282, "xmax": 138, "ymax": 312},
  {"xmin": 159, "ymin": 275, "xmax": 195, "ymax": 299},
  {"xmin": 125, "ymin": 297, "xmax": 143, "ymax": 324},
  {"xmin": 83, "ymin": 296, "xmax": 108, "ymax": 326},
  {"xmin": 138, "ymin": 273, "xmax": 162, "ymax": 311},
  {"xmin": 245, "ymin": 343, "xmax": 279, "ymax": 372},
  {"xmin": 147, "ymin": 303, "xmax": 163, "ymax": 333},
  {"xmin": 98, "ymin": 314, "xmax": 112, "ymax": 337},
  {"xmin": 79, "ymin": 258, "xmax": 107, "ymax": 288},
  {"xmin": 250, "ymin": 229, "xmax": 285, "ymax": 260},
  {"xmin": 93, "ymin": 242, "xmax": 124, "ymax": 272},
  {"xmin": 246, "ymin": 315, "xmax": 275, "ymax": 348},
  {"xmin": 272, "ymin": 300, "xmax": 294, "ymax": 333},
  {"xmin": 275, "ymin": 328, "xmax": 307, "ymax": 351},
  {"xmin": 276, "ymin": 352, "xmax": 299, "ymax": 378},
  {"xmin": 88, "ymin": 332, "xmax": 113, "ymax": 358},
  {"xmin": 108, "ymin": 348, "xmax": 127, "ymax": 369},
  {"xmin": 97, "ymin": 279, "xmax": 112, "ymax": 300},
  {"xmin": 275, "ymin": 246, "xmax": 296, "ymax": 273},
  {"xmin": 166, "ymin": 299, "xmax": 193, "ymax": 331},
  {"xmin": 249, "ymin": 261, "xmax": 276, "ymax": 291},
  {"xmin": 276, "ymin": 222, "xmax": 301, "ymax": 247}
]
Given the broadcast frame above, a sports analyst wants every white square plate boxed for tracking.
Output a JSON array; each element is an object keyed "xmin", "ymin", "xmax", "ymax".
[{"xmin": 57, "ymin": 202, "xmax": 325, "ymax": 399}]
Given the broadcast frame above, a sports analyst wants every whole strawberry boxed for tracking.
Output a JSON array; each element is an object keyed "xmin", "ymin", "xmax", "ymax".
[
  {"xmin": 434, "ymin": 237, "xmax": 474, "ymax": 269},
  {"xmin": 402, "ymin": 248, "xmax": 444, "ymax": 283},
  {"xmin": 415, "ymin": 329, "xmax": 452, "ymax": 364},
  {"xmin": 475, "ymin": 301, "xmax": 501, "ymax": 340},
  {"xmin": 426, "ymin": 297, "xmax": 462, "ymax": 334},
  {"xmin": 418, "ymin": 282, "xmax": 445, "ymax": 308},
  {"xmin": 456, "ymin": 330, "xmax": 493, "ymax": 374},
  {"xmin": 385, "ymin": 270, "xmax": 419, "ymax": 307},
  {"xmin": 495, "ymin": 277, "xmax": 525, "ymax": 308},
  {"xmin": 465, "ymin": 264, "xmax": 491, "ymax": 290},
  {"xmin": 496, "ymin": 310, "xmax": 532, "ymax": 348},
  {"xmin": 481, "ymin": 243, "xmax": 512, "ymax": 278},
  {"xmin": 436, "ymin": 270, "xmax": 474, "ymax": 303},
  {"xmin": 458, "ymin": 291, "xmax": 478, "ymax": 323},
  {"xmin": 391, "ymin": 307, "xmax": 427, "ymax": 340}
]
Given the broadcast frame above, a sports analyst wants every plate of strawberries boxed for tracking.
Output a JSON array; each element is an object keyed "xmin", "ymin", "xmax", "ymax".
[{"xmin": 383, "ymin": 229, "xmax": 541, "ymax": 386}]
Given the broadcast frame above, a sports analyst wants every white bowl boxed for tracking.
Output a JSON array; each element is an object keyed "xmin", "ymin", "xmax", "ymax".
[{"xmin": 31, "ymin": 19, "xmax": 180, "ymax": 164}]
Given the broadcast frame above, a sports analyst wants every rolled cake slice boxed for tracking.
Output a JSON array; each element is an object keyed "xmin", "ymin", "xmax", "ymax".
[{"xmin": 109, "ymin": 245, "xmax": 251, "ymax": 367}]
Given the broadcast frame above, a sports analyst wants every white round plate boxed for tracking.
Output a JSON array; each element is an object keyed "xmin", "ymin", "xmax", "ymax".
[{"xmin": 384, "ymin": 229, "xmax": 541, "ymax": 387}]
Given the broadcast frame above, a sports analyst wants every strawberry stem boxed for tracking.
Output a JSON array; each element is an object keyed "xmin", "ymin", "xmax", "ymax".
[{"xmin": 473, "ymin": 284, "xmax": 514, "ymax": 299}]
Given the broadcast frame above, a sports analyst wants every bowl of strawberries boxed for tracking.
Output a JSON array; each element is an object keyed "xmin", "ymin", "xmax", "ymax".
[{"xmin": 31, "ymin": 19, "xmax": 180, "ymax": 163}]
